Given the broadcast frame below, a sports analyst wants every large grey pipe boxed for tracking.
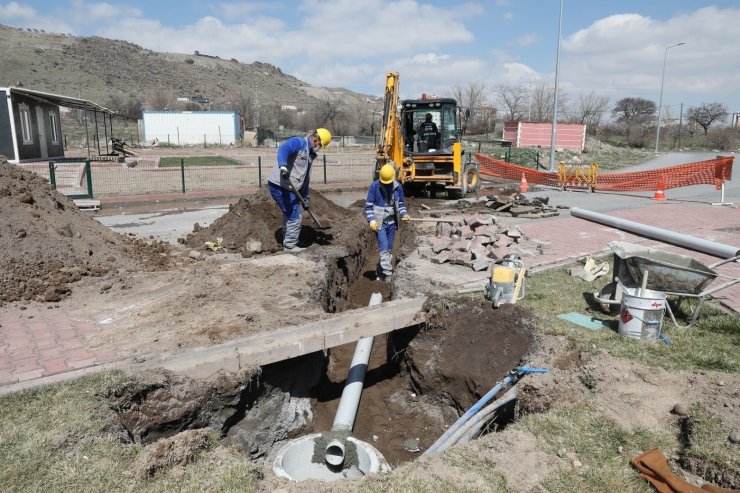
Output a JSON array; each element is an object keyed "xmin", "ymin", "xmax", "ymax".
[
  {"xmin": 324, "ymin": 292, "xmax": 383, "ymax": 467},
  {"xmin": 570, "ymin": 207, "xmax": 740, "ymax": 259}
]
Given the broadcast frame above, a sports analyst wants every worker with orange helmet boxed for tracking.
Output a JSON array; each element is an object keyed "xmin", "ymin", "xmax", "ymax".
[
  {"xmin": 365, "ymin": 163, "xmax": 410, "ymax": 282},
  {"xmin": 268, "ymin": 128, "xmax": 331, "ymax": 252}
]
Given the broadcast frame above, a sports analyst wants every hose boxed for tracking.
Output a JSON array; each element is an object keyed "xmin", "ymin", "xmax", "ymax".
[
  {"xmin": 423, "ymin": 375, "xmax": 513, "ymax": 455},
  {"xmin": 423, "ymin": 366, "xmax": 547, "ymax": 455},
  {"xmin": 435, "ymin": 386, "xmax": 517, "ymax": 452}
]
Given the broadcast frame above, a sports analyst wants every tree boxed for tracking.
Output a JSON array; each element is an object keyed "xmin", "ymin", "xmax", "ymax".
[
  {"xmin": 611, "ymin": 97, "xmax": 656, "ymax": 125},
  {"xmin": 451, "ymin": 81, "xmax": 488, "ymax": 133},
  {"xmin": 147, "ymin": 90, "xmax": 170, "ymax": 110},
  {"xmin": 104, "ymin": 94, "xmax": 143, "ymax": 120},
  {"xmin": 495, "ymin": 84, "xmax": 528, "ymax": 121},
  {"xmin": 569, "ymin": 91, "xmax": 610, "ymax": 131},
  {"xmin": 529, "ymin": 82, "xmax": 568, "ymax": 123},
  {"xmin": 686, "ymin": 102, "xmax": 729, "ymax": 135},
  {"xmin": 611, "ymin": 97, "xmax": 656, "ymax": 142}
]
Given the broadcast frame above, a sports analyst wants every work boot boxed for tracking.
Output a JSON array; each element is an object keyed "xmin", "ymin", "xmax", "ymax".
[{"xmin": 283, "ymin": 245, "xmax": 305, "ymax": 253}]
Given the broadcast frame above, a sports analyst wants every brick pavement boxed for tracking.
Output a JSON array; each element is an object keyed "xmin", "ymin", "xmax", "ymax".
[{"xmin": 1, "ymin": 202, "xmax": 738, "ymax": 396}]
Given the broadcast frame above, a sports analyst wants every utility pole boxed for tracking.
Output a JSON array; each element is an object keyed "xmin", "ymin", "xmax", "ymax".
[{"xmin": 548, "ymin": 0, "xmax": 563, "ymax": 171}]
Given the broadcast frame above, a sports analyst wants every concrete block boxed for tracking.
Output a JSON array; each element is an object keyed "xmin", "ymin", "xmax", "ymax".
[
  {"xmin": 470, "ymin": 246, "xmax": 489, "ymax": 261},
  {"xmin": 431, "ymin": 251, "xmax": 450, "ymax": 264},
  {"xmin": 417, "ymin": 246, "xmax": 434, "ymax": 259},
  {"xmin": 430, "ymin": 237, "xmax": 452, "ymax": 253},
  {"xmin": 470, "ymin": 214, "xmax": 494, "ymax": 228},
  {"xmin": 471, "ymin": 258, "xmax": 490, "ymax": 272},
  {"xmin": 459, "ymin": 224, "xmax": 474, "ymax": 238},
  {"xmin": 449, "ymin": 250, "xmax": 472, "ymax": 265},
  {"xmin": 505, "ymin": 226, "xmax": 523, "ymax": 239},
  {"xmin": 488, "ymin": 245, "xmax": 510, "ymax": 259},
  {"xmin": 435, "ymin": 222, "xmax": 454, "ymax": 237}
]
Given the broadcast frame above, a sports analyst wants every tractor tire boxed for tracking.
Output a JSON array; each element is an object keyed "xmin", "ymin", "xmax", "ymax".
[{"xmin": 464, "ymin": 165, "xmax": 480, "ymax": 194}]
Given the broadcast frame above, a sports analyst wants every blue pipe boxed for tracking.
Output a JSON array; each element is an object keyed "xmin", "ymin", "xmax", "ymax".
[
  {"xmin": 424, "ymin": 366, "xmax": 548, "ymax": 455},
  {"xmin": 423, "ymin": 376, "xmax": 512, "ymax": 455},
  {"xmin": 459, "ymin": 391, "xmax": 518, "ymax": 443}
]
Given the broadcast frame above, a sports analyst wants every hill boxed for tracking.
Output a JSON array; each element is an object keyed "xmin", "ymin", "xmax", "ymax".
[{"xmin": 0, "ymin": 23, "xmax": 377, "ymax": 120}]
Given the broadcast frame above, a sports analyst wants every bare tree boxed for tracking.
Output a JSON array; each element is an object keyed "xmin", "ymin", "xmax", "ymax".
[
  {"xmin": 147, "ymin": 90, "xmax": 170, "ymax": 110},
  {"xmin": 529, "ymin": 82, "xmax": 568, "ymax": 122},
  {"xmin": 104, "ymin": 95, "xmax": 143, "ymax": 120},
  {"xmin": 316, "ymin": 95, "xmax": 344, "ymax": 131},
  {"xmin": 451, "ymin": 81, "xmax": 488, "ymax": 133},
  {"xmin": 686, "ymin": 102, "xmax": 729, "ymax": 135},
  {"xmin": 569, "ymin": 91, "xmax": 610, "ymax": 131},
  {"xmin": 495, "ymin": 84, "xmax": 528, "ymax": 121}
]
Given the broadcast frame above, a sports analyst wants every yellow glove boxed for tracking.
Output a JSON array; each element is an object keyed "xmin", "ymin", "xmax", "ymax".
[
  {"xmin": 401, "ymin": 215, "xmax": 410, "ymax": 222},
  {"xmin": 369, "ymin": 220, "xmax": 379, "ymax": 231}
]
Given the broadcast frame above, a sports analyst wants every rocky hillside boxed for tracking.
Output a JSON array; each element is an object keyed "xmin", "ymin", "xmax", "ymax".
[{"xmin": 0, "ymin": 23, "xmax": 374, "ymax": 115}]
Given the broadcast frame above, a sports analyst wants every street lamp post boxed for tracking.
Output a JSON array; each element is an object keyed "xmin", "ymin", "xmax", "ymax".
[
  {"xmin": 654, "ymin": 42, "xmax": 685, "ymax": 153},
  {"xmin": 548, "ymin": 0, "xmax": 563, "ymax": 171}
]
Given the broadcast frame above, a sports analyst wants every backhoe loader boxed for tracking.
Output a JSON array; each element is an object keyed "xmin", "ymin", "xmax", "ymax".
[{"xmin": 375, "ymin": 72, "xmax": 480, "ymax": 198}]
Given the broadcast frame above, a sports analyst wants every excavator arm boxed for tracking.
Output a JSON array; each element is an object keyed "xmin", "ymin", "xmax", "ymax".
[{"xmin": 375, "ymin": 72, "xmax": 407, "ymax": 179}]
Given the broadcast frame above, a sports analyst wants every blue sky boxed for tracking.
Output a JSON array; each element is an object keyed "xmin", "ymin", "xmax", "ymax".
[{"xmin": 2, "ymin": 1, "xmax": 739, "ymax": 115}]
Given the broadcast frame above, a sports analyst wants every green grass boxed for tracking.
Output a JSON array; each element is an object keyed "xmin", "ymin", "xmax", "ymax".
[
  {"xmin": 517, "ymin": 403, "xmax": 674, "ymax": 493},
  {"xmin": 0, "ymin": 371, "xmax": 260, "ymax": 493},
  {"xmin": 520, "ymin": 264, "xmax": 740, "ymax": 373},
  {"xmin": 684, "ymin": 404, "xmax": 740, "ymax": 474},
  {"xmin": 159, "ymin": 156, "xmax": 243, "ymax": 167}
]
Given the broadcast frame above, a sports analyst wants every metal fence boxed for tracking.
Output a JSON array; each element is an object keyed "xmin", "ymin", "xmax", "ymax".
[
  {"xmin": 35, "ymin": 151, "xmax": 377, "ymax": 198},
  {"xmin": 28, "ymin": 137, "xmax": 512, "ymax": 199}
]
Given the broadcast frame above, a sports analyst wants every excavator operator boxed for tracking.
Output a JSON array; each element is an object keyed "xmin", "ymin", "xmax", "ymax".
[{"xmin": 417, "ymin": 113, "xmax": 440, "ymax": 151}]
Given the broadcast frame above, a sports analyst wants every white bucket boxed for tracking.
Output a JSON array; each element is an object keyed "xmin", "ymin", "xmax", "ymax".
[{"xmin": 618, "ymin": 288, "xmax": 667, "ymax": 341}]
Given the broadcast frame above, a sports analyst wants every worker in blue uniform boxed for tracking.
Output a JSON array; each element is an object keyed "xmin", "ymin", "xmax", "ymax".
[
  {"xmin": 267, "ymin": 128, "xmax": 332, "ymax": 252},
  {"xmin": 365, "ymin": 164, "xmax": 410, "ymax": 281}
]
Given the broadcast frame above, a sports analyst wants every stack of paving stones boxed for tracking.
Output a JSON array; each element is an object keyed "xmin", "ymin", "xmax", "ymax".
[
  {"xmin": 415, "ymin": 212, "xmax": 552, "ymax": 271},
  {"xmin": 482, "ymin": 192, "xmax": 562, "ymax": 218}
]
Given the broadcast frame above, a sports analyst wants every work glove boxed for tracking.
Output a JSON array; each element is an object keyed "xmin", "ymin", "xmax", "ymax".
[
  {"xmin": 280, "ymin": 166, "xmax": 289, "ymax": 178},
  {"xmin": 369, "ymin": 220, "xmax": 379, "ymax": 231},
  {"xmin": 302, "ymin": 196, "xmax": 310, "ymax": 210},
  {"xmin": 401, "ymin": 215, "xmax": 410, "ymax": 222}
]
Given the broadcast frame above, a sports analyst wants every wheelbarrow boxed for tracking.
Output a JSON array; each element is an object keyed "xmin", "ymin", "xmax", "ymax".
[{"xmin": 593, "ymin": 241, "xmax": 740, "ymax": 327}]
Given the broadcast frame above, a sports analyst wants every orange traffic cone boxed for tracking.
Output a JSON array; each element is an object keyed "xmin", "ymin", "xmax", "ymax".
[
  {"xmin": 652, "ymin": 176, "xmax": 667, "ymax": 201},
  {"xmin": 519, "ymin": 173, "xmax": 529, "ymax": 193}
]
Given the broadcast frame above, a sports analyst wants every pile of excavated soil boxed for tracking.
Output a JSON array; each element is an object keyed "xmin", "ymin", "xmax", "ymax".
[
  {"xmin": 0, "ymin": 158, "xmax": 172, "ymax": 304},
  {"xmin": 182, "ymin": 187, "xmax": 360, "ymax": 256}
]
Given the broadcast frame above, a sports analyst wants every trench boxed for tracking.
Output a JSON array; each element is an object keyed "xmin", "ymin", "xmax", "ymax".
[{"xmin": 110, "ymin": 215, "xmax": 536, "ymax": 470}]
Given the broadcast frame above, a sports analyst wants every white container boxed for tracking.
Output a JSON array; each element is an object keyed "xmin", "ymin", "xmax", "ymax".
[{"xmin": 618, "ymin": 288, "xmax": 667, "ymax": 341}]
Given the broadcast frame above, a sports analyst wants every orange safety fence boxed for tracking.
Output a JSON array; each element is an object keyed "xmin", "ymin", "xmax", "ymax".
[{"xmin": 476, "ymin": 154, "xmax": 734, "ymax": 192}]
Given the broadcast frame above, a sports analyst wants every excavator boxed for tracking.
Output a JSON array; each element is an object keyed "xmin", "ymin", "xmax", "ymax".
[{"xmin": 375, "ymin": 71, "xmax": 480, "ymax": 198}]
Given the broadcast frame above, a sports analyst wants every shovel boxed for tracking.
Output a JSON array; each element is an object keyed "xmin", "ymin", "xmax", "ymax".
[{"xmin": 286, "ymin": 179, "xmax": 326, "ymax": 229}]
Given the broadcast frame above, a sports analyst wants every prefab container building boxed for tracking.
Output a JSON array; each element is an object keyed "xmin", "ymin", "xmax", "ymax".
[
  {"xmin": 502, "ymin": 121, "xmax": 586, "ymax": 152},
  {"xmin": 1, "ymin": 86, "xmax": 113, "ymax": 163},
  {"xmin": 142, "ymin": 111, "xmax": 241, "ymax": 146}
]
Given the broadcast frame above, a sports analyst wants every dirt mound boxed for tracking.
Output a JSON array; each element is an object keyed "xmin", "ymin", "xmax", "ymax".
[
  {"xmin": 407, "ymin": 297, "xmax": 536, "ymax": 412},
  {"xmin": 182, "ymin": 187, "xmax": 358, "ymax": 255},
  {"xmin": 0, "ymin": 158, "xmax": 172, "ymax": 304}
]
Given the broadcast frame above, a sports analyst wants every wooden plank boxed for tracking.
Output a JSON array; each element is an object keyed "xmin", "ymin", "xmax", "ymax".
[
  {"xmin": 408, "ymin": 217, "xmax": 457, "ymax": 223},
  {"xmin": 134, "ymin": 297, "xmax": 427, "ymax": 379}
]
